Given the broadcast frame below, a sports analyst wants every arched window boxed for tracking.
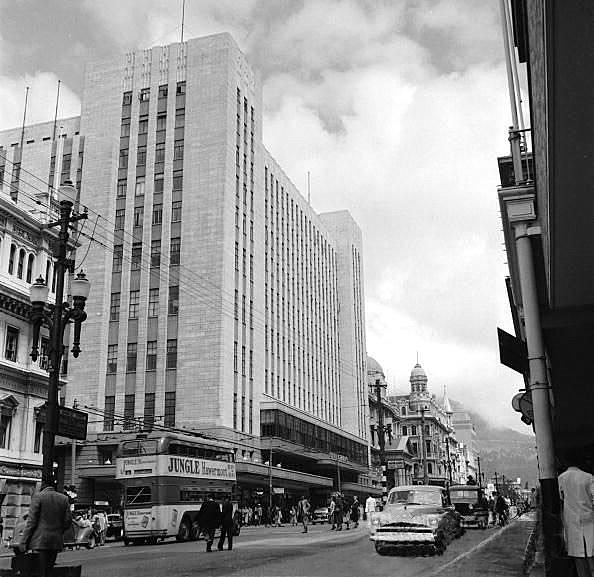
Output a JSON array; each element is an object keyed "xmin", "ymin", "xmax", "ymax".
[
  {"xmin": 402, "ymin": 406, "xmax": 406, "ymax": 416},
  {"xmin": 8, "ymin": 244, "xmax": 16, "ymax": 275},
  {"xmin": 17, "ymin": 249, "xmax": 25, "ymax": 279},
  {"xmin": 425, "ymin": 425, "xmax": 430, "ymax": 435},
  {"xmin": 411, "ymin": 425, "xmax": 417, "ymax": 436},
  {"xmin": 402, "ymin": 425, "xmax": 407, "ymax": 436},
  {"xmin": 26, "ymin": 254, "xmax": 34, "ymax": 283}
]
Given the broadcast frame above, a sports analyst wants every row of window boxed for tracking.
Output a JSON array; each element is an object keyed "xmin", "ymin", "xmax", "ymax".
[
  {"xmin": 112, "ymin": 238, "xmax": 180, "ymax": 273},
  {"xmin": 233, "ymin": 87, "xmax": 252, "ymax": 435},
  {"xmin": 110, "ymin": 285, "xmax": 179, "ymax": 321},
  {"xmin": 0, "ymin": 410, "xmax": 44, "ymax": 452},
  {"xmin": 122, "ymin": 82, "xmax": 185, "ymax": 106},
  {"xmin": 6, "ymin": 244, "xmax": 35, "ymax": 282},
  {"xmin": 120, "ymin": 109, "xmax": 185, "ymax": 138},
  {"xmin": 117, "ymin": 171, "xmax": 183, "ymax": 198},
  {"xmin": 107, "ymin": 339, "xmax": 177, "ymax": 373},
  {"xmin": 3, "ymin": 325, "xmax": 54, "ymax": 373},
  {"xmin": 115, "ymin": 200, "xmax": 182, "ymax": 232},
  {"xmin": 103, "ymin": 391, "xmax": 176, "ymax": 431},
  {"xmin": 119, "ymin": 140, "xmax": 184, "ymax": 169}
]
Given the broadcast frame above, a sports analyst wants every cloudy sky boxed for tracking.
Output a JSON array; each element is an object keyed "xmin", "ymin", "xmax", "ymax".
[{"xmin": 0, "ymin": 0, "xmax": 527, "ymax": 431}]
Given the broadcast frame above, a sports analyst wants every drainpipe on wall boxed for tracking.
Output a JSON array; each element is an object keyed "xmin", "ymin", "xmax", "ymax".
[{"xmin": 504, "ymin": 193, "xmax": 562, "ymax": 574}]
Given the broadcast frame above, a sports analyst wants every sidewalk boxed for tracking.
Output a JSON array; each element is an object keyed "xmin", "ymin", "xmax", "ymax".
[{"xmin": 429, "ymin": 516, "xmax": 537, "ymax": 577}]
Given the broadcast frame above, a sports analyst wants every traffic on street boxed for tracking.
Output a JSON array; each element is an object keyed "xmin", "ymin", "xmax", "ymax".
[{"xmin": 0, "ymin": 513, "xmax": 536, "ymax": 577}]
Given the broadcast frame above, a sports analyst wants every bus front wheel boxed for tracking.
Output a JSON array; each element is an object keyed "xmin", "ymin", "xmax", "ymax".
[{"xmin": 177, "ymin": 520, "xmax": 191, "ymax": 542}]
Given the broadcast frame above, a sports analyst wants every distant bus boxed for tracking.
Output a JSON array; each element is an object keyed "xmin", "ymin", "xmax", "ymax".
[{"xmin": 115, "ymin": 432, "xmax": 236, "ymax": 545}]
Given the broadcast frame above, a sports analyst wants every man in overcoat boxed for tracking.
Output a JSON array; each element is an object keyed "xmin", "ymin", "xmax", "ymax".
[
  {"xmin": 217, "ymin": 496, "xmax": 234, "ymax": 551},
  {"xmin": 559, "ymin": 456, "xmax": 594, "ymax": 577},
  {"xmin": 20, "ymin": 483, "xmax": 72, "ymax": 577},
  {"xmin": 198, "ymin": 494, "xmax": 221, "ymax": 552}
]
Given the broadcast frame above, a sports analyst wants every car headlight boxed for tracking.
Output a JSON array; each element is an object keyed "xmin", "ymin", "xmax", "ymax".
[{"xmin": 428, "ymin": 517, "xmax": 439, "ymax": 527}]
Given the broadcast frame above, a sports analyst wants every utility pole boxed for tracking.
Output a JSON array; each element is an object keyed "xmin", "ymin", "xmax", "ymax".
[
  {"xmin": 477, "ymin": 456, "xmax": 482, "ymax": 489},
  {"xmin": 374, "ymin": 379, "xmax": 387, "ymax": 502},
  {"xmin": 70, "ymin": 399, "xmax": 78, "ymax": 487},
  {"xmin": 268, "ymin": 441, "xmax": 273, "ymax": 518},
  {"xmin": 494, "ymin": 471, "xmax": 499, "ymax": 492},
  {"xmin": 445, "ymin": 437, "xmax": 452, "ymax": 484},
  {"xmin": 29, "ymin": 182, "xmax": 90, "ymax": 488},
  {"xmin": 419, "ymin": 405, "xmax": 428, "ymax": 485}
]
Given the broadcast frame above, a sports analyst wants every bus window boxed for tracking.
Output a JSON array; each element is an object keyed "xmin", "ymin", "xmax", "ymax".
[
  {"xmin": 121, "ymin": 439, "xmax": 158, "ymax": 456},
  {"xmin": 126, "ymin": 485, "xmax": 151, "ymax": 505}
]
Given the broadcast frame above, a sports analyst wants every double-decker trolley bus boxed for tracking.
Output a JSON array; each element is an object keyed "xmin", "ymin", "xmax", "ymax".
[{"xmin": 115, "ymin": 432, "xmax": 236, "ymax": 545}]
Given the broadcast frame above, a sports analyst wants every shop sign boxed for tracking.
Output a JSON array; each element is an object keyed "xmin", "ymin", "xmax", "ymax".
[{"xmin": 116, "ymin": 455, "xmax": 236, "ymax": 481}]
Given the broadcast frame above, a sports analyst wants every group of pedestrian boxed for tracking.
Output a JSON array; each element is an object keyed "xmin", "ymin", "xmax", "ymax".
[
  {"xmin": 329, "ymin": 494, "xmax": 360, "ymax": 530},
  {"xmin": 197, "ymin": 494, "xmax": 236, "ymax": 552},
  {"xmin": 487, "ymin": 492, "xmax": 509, "ymax": 527},
  {"xmin": 72, "ymin": 510, "xmax": 107, "ymax": 545}
]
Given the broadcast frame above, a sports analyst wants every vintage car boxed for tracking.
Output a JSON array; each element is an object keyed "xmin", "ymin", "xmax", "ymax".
[
  {"xmin": 369, "ymin": 485, "xmax": 463, "ymax": 556},
  {"xmin": 11, "ymin": 512, "xmax": 98, "ymax": 553},
  {"xmin": 311, "ymin": 506, "xmax": 330, "ymax": 524},
  {"xmin": 448, "ymin": 485, "xmax": 489, "ymax": 529},
  {"xmin": 106, "ymin": 513, "xmax": 123, "ymax": 540}
]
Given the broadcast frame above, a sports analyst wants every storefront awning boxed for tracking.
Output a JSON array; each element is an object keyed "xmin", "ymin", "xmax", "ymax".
[{"xmin": 236, "ymin": 462, "xmax": 333, "ymax": 488}]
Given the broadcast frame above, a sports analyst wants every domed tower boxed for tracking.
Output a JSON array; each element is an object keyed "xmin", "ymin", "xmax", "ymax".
[{"xmin": 409, "ymin": 362, "xmax": 428, "ymax": 397}]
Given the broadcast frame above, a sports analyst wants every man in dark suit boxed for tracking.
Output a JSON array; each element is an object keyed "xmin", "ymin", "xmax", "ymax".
[
  {"xmin": 20, "ymin": 483, "xmax": 72, "ymax": 577},
  {"xmin": 217, "ymin": 496, "xmax": 234, "ymax": 551},
  {"xmin": 198, "ymin": 494, "xmax": 221, "ymax": 552}
]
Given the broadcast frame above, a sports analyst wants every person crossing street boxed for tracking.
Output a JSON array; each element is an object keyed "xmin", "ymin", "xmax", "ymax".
[{"xmin": 297, "ymin": 495, "xmax": 311, "ymax": 533}]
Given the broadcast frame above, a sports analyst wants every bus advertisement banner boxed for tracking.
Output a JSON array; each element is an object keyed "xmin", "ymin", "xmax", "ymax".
[{"xmin": 116, "ymin": 455, "xmax": 236, "ymax": 481}]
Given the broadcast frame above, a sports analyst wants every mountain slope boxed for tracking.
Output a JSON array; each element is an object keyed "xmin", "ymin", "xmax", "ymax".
[{"xmin": 454, "ymin": 402, "xmax": 538, "ymax": 487}]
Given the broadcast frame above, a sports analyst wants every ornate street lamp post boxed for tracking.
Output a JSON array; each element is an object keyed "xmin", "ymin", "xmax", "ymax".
[{"xmin": 30, "ymin": 181, "xmax": 90, "ymax": 487}]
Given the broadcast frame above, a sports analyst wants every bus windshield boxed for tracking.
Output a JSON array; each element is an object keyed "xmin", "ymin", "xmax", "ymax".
[
  {"xmin": 125, "ymin": 485, "xmax": 151, "ymax": 506},
  {"xmin": 121, "ymin": 439, "xmax": 158, "ymax": 457}
]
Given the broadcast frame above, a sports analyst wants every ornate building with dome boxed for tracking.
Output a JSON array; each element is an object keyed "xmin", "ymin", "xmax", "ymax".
[{"xmin": 367, "ymin": 355, "xmax": 476, "ymax": 495}]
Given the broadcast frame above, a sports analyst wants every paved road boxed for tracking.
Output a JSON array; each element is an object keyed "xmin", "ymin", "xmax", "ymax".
[{"xmin": 0, "ymin": 518, "xmax": 534, "ymax": 577}]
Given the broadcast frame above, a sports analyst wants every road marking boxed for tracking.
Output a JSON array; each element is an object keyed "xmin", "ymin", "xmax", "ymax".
[{"xmin": 427, "ymin": 524, "xmax": 514, "ymax": 576}]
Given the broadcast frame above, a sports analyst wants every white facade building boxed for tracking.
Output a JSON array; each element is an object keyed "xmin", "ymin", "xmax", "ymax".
[{"xmin": 1, "ymin": 34, "xmax": 370, "ymax": 506}]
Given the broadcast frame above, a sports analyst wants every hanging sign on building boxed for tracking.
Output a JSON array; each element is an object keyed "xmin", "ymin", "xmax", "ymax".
[{"xmin": 37, "ymin": 404, "xmax": 88, "ymax": 441}]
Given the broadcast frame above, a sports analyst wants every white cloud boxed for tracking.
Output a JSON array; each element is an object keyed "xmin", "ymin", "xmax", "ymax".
[
  {"xmin": 0, "ymin": 0, "xmax": 521, "ymax": 430},
  {"xmin": 0, "ymin": 72, "xmax": 80, "ymax": 132}
]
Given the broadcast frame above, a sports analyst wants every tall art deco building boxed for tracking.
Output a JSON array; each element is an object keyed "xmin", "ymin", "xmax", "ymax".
[{"xmin": 0, "ymin": 33, "xmax": 371, "ymax": 504}]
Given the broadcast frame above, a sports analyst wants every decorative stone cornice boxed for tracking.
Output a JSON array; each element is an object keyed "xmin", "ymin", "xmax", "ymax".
[{"xmin": 0, "ymin": 292, "xmax": 32, "ymax": 321}]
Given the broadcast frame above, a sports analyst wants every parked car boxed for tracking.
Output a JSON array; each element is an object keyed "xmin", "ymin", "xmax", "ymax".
[
  {"xmin": 311, "ymin": 506, "xmax": 330, "ymax": 524},
  {"xmin": 106, "ymin": 513, "xmax": 123, "ymax": 540},
  {"xmin": 11, "ymin": 512, "xmax": 98, "ymax": 553},
  {"xmin": 369, "ymin": 485, "xmax": 463, "ymax": 556},
  {"xmin": 448, "ymin": 485, "xmax": 489, "ymax": 529}
]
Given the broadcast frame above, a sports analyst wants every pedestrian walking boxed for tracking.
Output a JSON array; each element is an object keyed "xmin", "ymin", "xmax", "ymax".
[
  {"xmin": 350, "ymin": 496, "xmax": 360, "ymax": 528},
  {"xmin": 343, "ymin": 497, "xmax": 351, "ymax": 530},
  {"xmin": 329, "ymin": 496, "xmax": 336, "ymax": 530},
  {"xmin": 335, "ymin": 493, "xmax": 344, "ymax": 531},
  {"xmin": 558, "ymin": 453, "xmax": 594, "ymax": 577},
  {"xmin": 274, "ymin": 505, "xmax": 283, "ymax": 527},
  {"xmin": 289, "ymin": 505, "xmax": 297, "ymax": 526},
  {"xmin": 198, "ymin": 494, "xmax": 221, "ymax": 552},
  {"xmin": 365, "ymin": 493, "xmax": 376, "ymax": 530},
  {"xmin": 217, "ymin": 496, "xmax": 234, "ymax": 551},
  {"xmin": 297, "ymin": 495, "xmax": 311, "ymax": 533},
  {"xmin": 19, "ymin": 482, "xmax": 72, "ymax": 577}
]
